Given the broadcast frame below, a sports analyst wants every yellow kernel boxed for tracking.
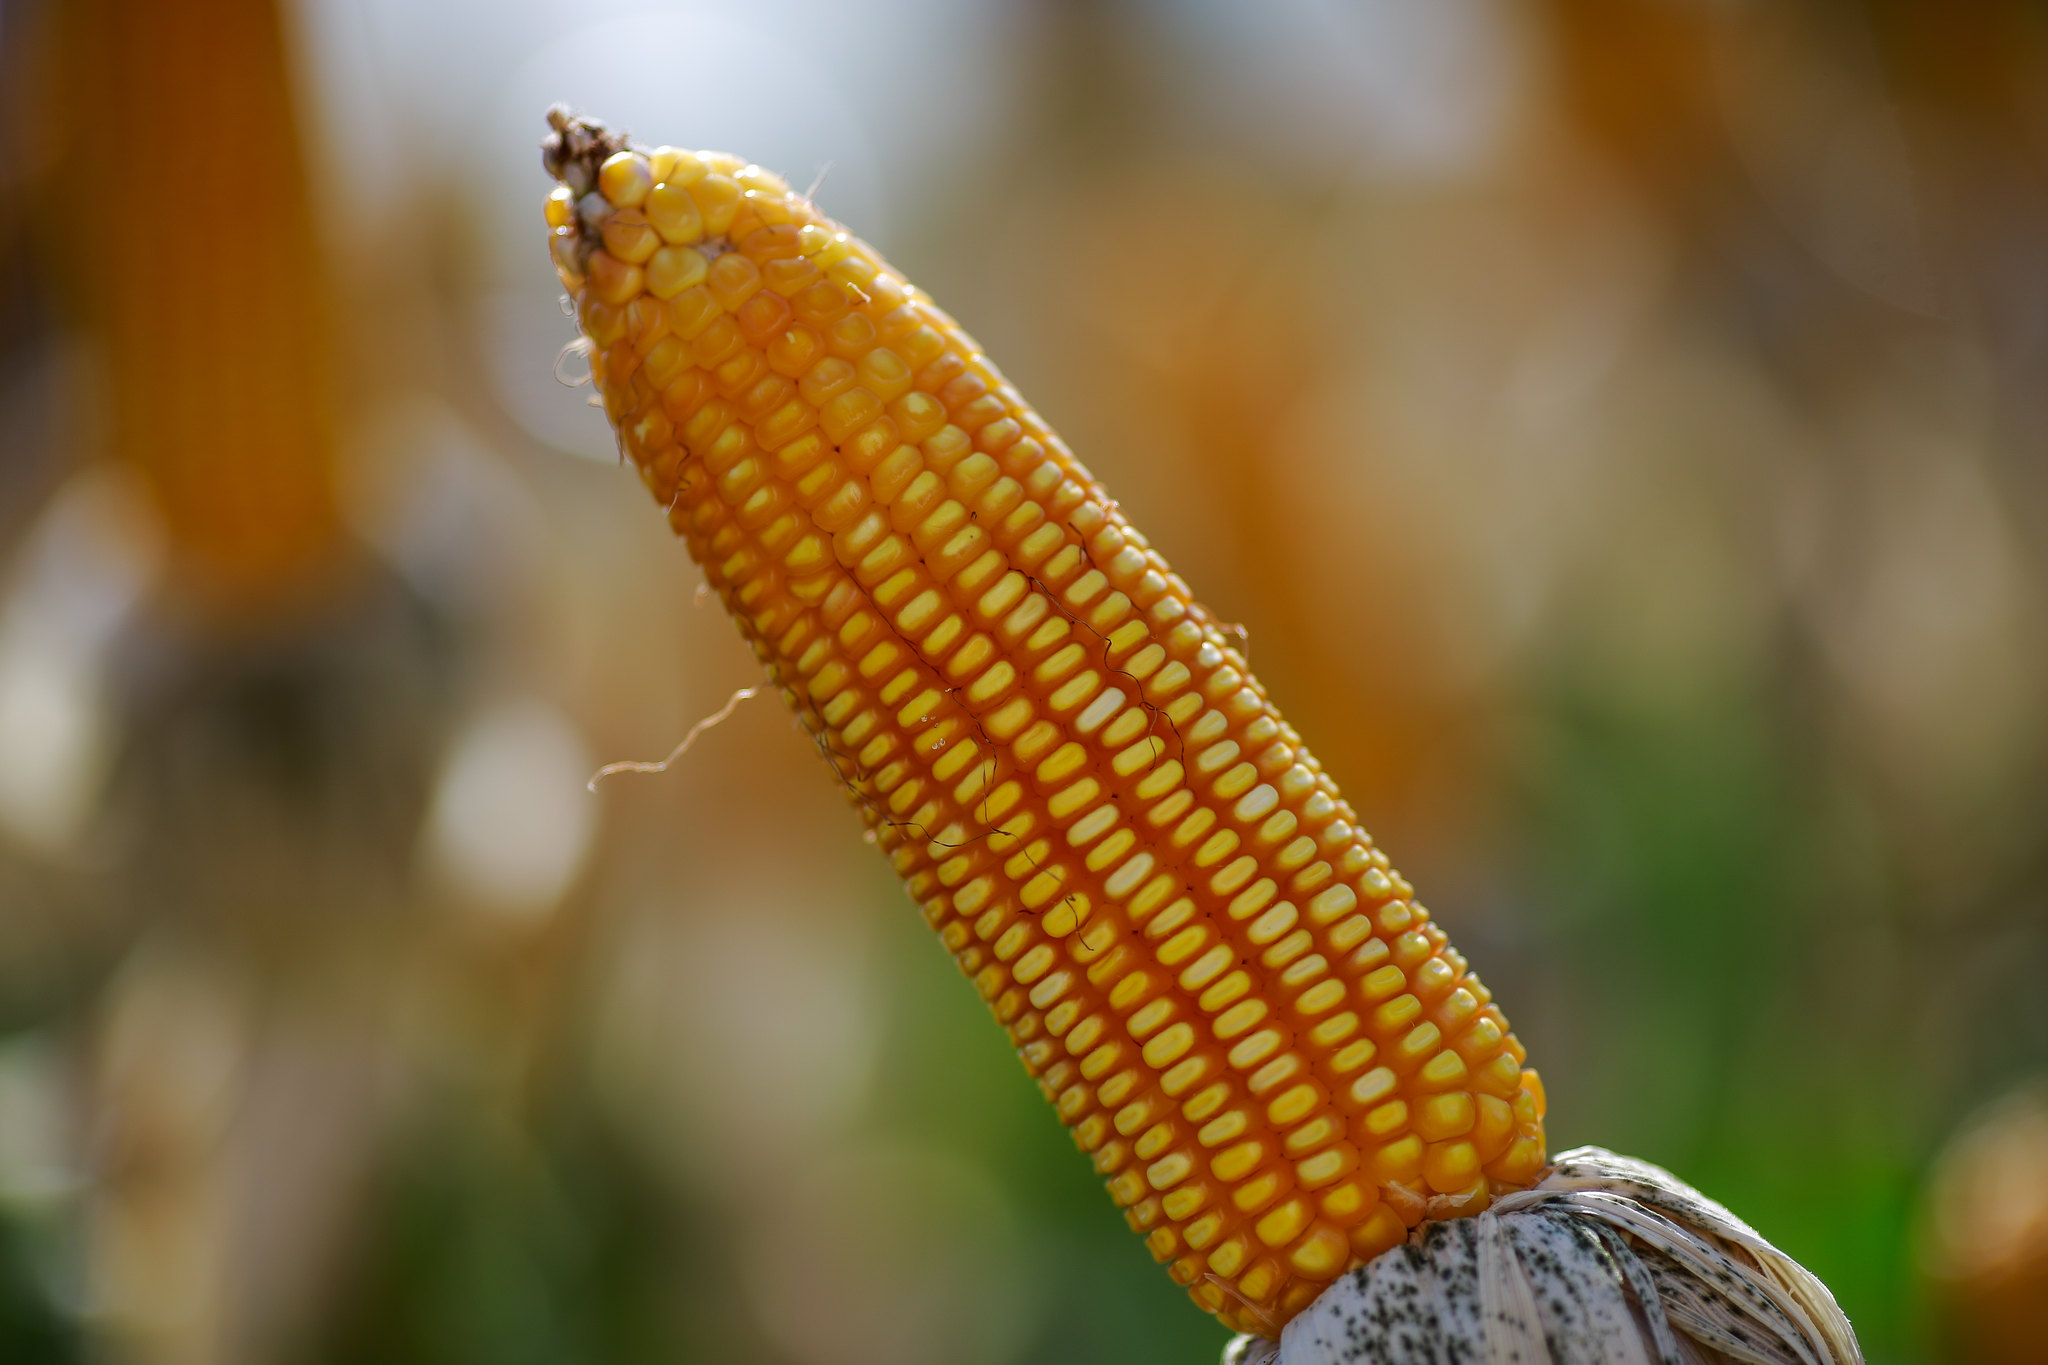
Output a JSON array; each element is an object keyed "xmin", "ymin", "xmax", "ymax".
[
  {"xmin": 601, "ymin": 208, "xmax": 661, "ymax": 263},
  {"xmin": 1296, "ymin": 979, "xmax": 1346, "ymax": 1015},
  {"xmin": 1048, "ymin": 778, "xmax": 1101, "ymax": 820},
  {"xmin": 1206, "ymin": 1237, "xmax": 1250, "ymax": 1279},
  {"xmin": 1142, "ymin": 1023, "xmax": 1196, "ymax": 1068},
  {"xmin": 1393, "ymin": 1023, "xmax": 1443, "ymax": 1070},
  {"xmin": 1103, "ymin": 854, "xmax": 1155, "ymax": 900},
  {"xmin": 1296, "ymin": 1143, "xmax": 1358, "ymax": 1190},
  {"xmin": 1366, "ymin": 1134, "xmax": 1425, "ymax": 1186},
  {"xmin": 1418, "ymin": 1050, "xmax": 1469, "ymax": 1089},
  {"xmin": 1128, "ymin": 998, "xmax": 1176, "ymax": 1039},
  {"xmin": 1319, "ymin": 1177, "xmax": 1376, "ymax": 1224},
  {"xmin": 1040, "ymin": 892, "xmax": 1092, "ymax": 937},
  {"xmin": 1178, "ymin": 945, "xmax": 1233, "ymax": 991},
  {"xmin": 599, "ymin": 150, "xmax": 653, "ymax": 207},
  {"xmin": 1227, "ymin": 1030, "xmax": 1283, "ymax": 1070},
  {"xmin": 1415, "ymin": 1091, "xmax": 1475, "ymax": 1142},
  {"xmin": 1211, "ymin": 1141, "xmax": 1266, "ymax": 1183},
  {"xmin": 1348, "ymin": 1066, "xmax": 1397, "ymax": 1108},
  {"xmin": 1266, "ymin": 1085, "xmax": 1321, "ymax": 1128},
  {"xmin": 1198, "ymin": 973, "xmax": 1251, "ymax": 1013},
  {"xmin": 1362, "ymin": 1100, "xmax": 1408, "ymax": 1138},
  {"xmin": 1231, "ymin": 1169, "xmax": 1289, "ymax": 1216},
  {"xmin": 1287, "ymin": 1223, "xmax": 1349, "ymax": 1279},
  {"xmin": 1372, "ymin": 994, "xmax": 1423, "ymax": 1034},
  {"xmin": 1255, "ymin": 1199, "xmax": 1312, "ymax": 1249},
  {"xmin": 690, "ymin": 173, "xmax": 743, "ymax": 233},
  {"xmin": 1424, "ymin": 1139, "xmax": 1481, "ymax": 1194},
  {"xmin": 1351, "ymin": 1206, "xmax": 1408, "ymax": 1260},
  {"xmin": 1213, "ymin": 1000, "xmax": 1268, "ymax": 1039},
  {"xmin": 1162, "ymin": 1182, "xmax": 1213, "ymax": 1221},
  {"xmin": 1036, "ymin": 741, "xmax": 1089, "ymax": 786},
  {"xmin": 1198, "ymin": 1111, "xmax": 1248, "ymax": 1148},
  {"xmin": 1247, "ymin": 902, "xmax": 1299, "ymax": 945}
]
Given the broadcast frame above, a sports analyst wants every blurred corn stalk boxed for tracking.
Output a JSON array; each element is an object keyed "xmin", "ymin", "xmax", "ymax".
[{"xmin": 11, "ymin": 0, "xmax": 457, "ymax": 1360}]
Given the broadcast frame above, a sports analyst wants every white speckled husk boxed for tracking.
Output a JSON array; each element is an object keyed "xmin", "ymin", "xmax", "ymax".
[{"xmin": 1222, "ymin": 1148, "xmax": 1862, "ymax": 1365}]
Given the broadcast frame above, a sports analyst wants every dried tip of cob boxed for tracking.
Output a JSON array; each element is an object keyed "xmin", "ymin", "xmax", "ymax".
[{"xmin": 541, "ymin": 105, "xmax": 630, "ymax": 201}]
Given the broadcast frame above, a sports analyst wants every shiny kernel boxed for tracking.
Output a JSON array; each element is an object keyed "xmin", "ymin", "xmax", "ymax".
[
  {"xmin": 599, "ymin": 151, "xmax": 653, "ymax": 207},
  {"xmin": 1266, "ymin": 1085, "xmax": 1322, "ymax": 1128},
  {"xmin": 1319, "ymin": 1177, "xmax": 1377, "ymax": 1224},
  {"xmin": 1160, "ymin": 1054, "xmax": 1217, "ymax": 1096},
  {"xmin": 1127, "ymin": 998, "xmax": 1176, "ymax": 1039},
  {"xmin": 600, "ymin": 208, "xmax": 660, "ymax": 263},
  {"xmin": 1488, "ymin": 1135, "xmax": 1547, "ymax": 1187},
  {"xmin": 1287, "ymin": 1224, "xmax": 1349, "ymax": 1279},
  {"xmin": 1362, "ymin": 1100, "xmax": 1409, "ymax": 1139},
  {"xmin": 1393, "ymin": 1023, "xmax": 1443, "ymax": 1070},
  {"xmin": 1178, "ymin": 945, "xmax": 1233, "ymax": 991},
  {"xmin": 1472, "ymin": 1095, "xmax": 1515, "ymax": 1162},
  {"xmin": 1198, "ymin": 973, "xmax": 1251, "ymax": 1013},
  {"xmin": 1366, "ymin": 1134, "xmax": 1425, "ymax": 1186},
  {"xmin": 1162, "ymin": 1183, "xmax": 1212, "ymax": 1221},
  {"xmin": 1237, "ymin": 1258, "xmax": 1283, "ymax": 1304},
  {"xmin": 1211, "ymin": 1141, "xmax": 1266, "ymax": 1183},
  {"xmin": 1142, "ymin": 1023, "xmax": 1196, "ymax": 1069},
  {"xmin": 1350, "ymin": 1206, "xmax": 1408, "ymax": 1261},
  {"xmin": 690, "ymin": 173, "xmax": 743, "ymax": 233},
  {"xmin": 1424, "ymin": 1139, "xmax": 1481, "ymax": 1194},
  {"xmin": 1418, "ymin": 1050, "xmax": 1469, "ymax": 1089},
  {"xmin": 1040, "ymin": 893, "xmax": 1092, "ymax": 937},
  {"xmin": 645, "ymin": 182, "xmax": 707, "ymax": 245},
  {"xmin": 1254, "ymin": 1199, "xmax": 1312, "ymax": 1249},
  {"xmin": 1207, "ymin": 1237, "xmax": 1250, "ymax": 1278},
  {"xmin": 1282, "ymin": 1116, "xmax": 1341, "ymax": 1157},
  {"xmin": 1371, "ymin": 994, "xmax": 1423, "ymax": 1034},
  {"xmin": 1226, "ymin": 1030, "xmax": 1283, "ymax": 1070},
  {"xmin": 1246, "ymin": 902, "xmax": 1299, "ymax": 945},
  {"xmin": 1213, "ymin": 1000, "xmax": 1268, "ymax": 1039},
  {"xmin": 1198, "ymin": 1111, "xmax": 1248, "ymax": 1148},
  {"xmin": 1231, "ymin": 1169, "xmax": 1290, "ymax": 1216},
  {"xmin": 1247, "ymin": 1055, "xmax": 1306, "ymax": 1097},
  {"xmin": 1147, "ymin": 1152, "xmax": 1194, "ymax": 1190},
  {"xmin": 1295, "ymin": 979, "xmax": 1346, "ymax": 1016},
  {"xmin": 1348, "ymin": 1066, "xmax": 1397, "ymax": 1108}
]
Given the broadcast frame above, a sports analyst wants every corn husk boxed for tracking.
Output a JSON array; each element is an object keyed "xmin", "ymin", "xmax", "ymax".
[{"xmin": 1225, "ymin": 1148, "xmax": 1862, "ymax": 1365}]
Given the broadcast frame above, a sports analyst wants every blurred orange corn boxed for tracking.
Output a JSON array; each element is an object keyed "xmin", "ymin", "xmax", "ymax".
[
  {"xmin": 540, "ymin": 108, "xmax": 1544, "ymax": 1336},
  {"xmin": 65, "ymin": 0, "xmax": 347, "ymax": 618}
]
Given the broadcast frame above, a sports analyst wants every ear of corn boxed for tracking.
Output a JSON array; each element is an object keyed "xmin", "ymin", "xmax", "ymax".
[
  {"xmin": 67, "ymin": 0, "xmax": 345, "ymax": 617},
  {"xmin": 541, "ymin": 108, "xmax": 1545, "ymax": 1337}
]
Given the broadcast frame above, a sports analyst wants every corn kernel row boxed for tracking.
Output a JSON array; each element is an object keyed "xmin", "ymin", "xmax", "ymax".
[{"xmin": 541, "ymin": 109, "xmax": 1545, "ymax": 1336}]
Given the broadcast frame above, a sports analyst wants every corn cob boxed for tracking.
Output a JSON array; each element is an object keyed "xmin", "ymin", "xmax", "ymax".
[
  {"xmin": 68, "ymin": 0, "xmax": 345, "ymax": 617},
  {"xmin": 540, "ymin": 108, "xmax": 1546, "ymax": 1337}
]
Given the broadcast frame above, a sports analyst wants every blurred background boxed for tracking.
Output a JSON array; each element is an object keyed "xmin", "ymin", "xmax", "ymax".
[{"xmin": 2, "ymin": 0, "xmax": 2046, "ymax": 1362}]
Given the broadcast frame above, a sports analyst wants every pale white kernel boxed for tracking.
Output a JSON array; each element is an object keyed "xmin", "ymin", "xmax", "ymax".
[
  {"xmin": 1233, "ymin": 784, "xmax": 1279, "ymax": 822},
  {"xmin": 1104, "ymin": 853, "xmax": 1156, "ymax": 900},
  {"xmin": 1075, "ymin": 688, "xmax": 1126, "ymax": 735}
]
